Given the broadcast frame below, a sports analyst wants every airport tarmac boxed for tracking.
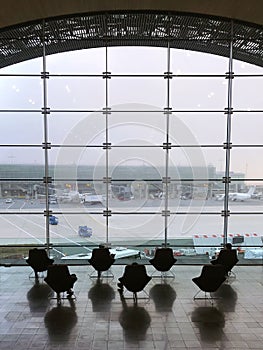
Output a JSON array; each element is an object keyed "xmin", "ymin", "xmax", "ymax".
[
  {"xmin": 0, "ymin": 198, "xmax": 263, "ymax": 246},
  {"xmin": 1, "ymin": 197, "xmax": 262, "ymax": 266}
]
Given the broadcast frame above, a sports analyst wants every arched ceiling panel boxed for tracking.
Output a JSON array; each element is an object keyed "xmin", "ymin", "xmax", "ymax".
[{"xmin": 0, "ymin": 11, "xmax": 262, "ymax": 68}]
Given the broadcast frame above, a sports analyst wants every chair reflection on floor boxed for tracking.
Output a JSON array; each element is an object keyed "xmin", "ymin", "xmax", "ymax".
[
  {"xmin": 26, "ymin": 248, "xmax": 54, "ymax": 280},
  {"xmin": 192, "ymin": 264, "xmax": 226, "ymax": 303},
  {"xmin": 44, "ymin": 264, "xmax": 77, "ymax": 303},
  {"xmin": 214, "ymin": 283, "xmax": 238, "ymax": 312},
  {"xmin": 88, "ymin": 279, "xmax": 115, "ymax": 312},
  {"xmin": 118, "ymin": 263, "xmax": 152, "ymax": 302},
  {"xmin": 44, "ymin": 298, "xmax": 77, "ymax": 342},
  {"xmin": 191, "ymin": 306, "xmax": 225, "ymax": 342},
  {"xmin": 88, "ymin": 245, "xmax": 115, "ymax": 278},
  {"xmin": 119, "ymin": 293, "xmax": 151, "ymax": 342},
  {"xmin": 27, "ymin": 280, "xmax": 51, "ymax": 313},
  {"xmin": 149, "ymin": 283, "xmax": 176, "ymax": 312},
  {"xmin": 149, "ymin": 247, "xmax": 177, "ymax": 278}
]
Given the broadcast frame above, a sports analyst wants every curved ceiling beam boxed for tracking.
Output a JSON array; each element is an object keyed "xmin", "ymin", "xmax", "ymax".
[{"xmin": 0, "ymin": 11, "xmax": 262, "ymax": 68}]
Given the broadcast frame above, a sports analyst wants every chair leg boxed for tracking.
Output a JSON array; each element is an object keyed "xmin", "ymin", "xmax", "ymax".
[
  {"xmin": 133, "ymin": 292, "xmax": 137, "ymax": 303},
  {"xmin": 56, "ymin": 292, "xmax": 61, "ymax": 304}
]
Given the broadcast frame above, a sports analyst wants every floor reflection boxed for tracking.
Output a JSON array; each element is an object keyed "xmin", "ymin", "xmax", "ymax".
[
  {"xmin": 149, "ymin": 283, "xmax": 176, "ymax": 312},
  {"xmin": 119, "ymin": 294, "xmax": 151, "ymax": 342},
  {"xmin": 44, "ymin": 299, "xmax": 77, "ymax": 342},
  {"xmin": 88, "ymin": 279, "xmax": 115, "ymax": 312},
  {"xmin": 214, "ymin": 283, "xmax": 238, "ymax": 312},
  {"xmin": 27, "ymin": 280, "xmax": 52, "ymax": 313},
  {"xmin": 191, "ymin": 306, "xmax": 225, "ymax": 342}
]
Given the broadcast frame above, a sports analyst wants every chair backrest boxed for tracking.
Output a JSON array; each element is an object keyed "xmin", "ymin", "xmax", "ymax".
[
  {"xmin": 121, "ymin": 263, "xmax": 151, "ymax": 292},
  {"xmin": 89, "ymin": 248, "xmax": 115, "ymax": 272},
  {"xmin": 216, "ymin": 249, "xmax": 239, "ymax": 272},
  {"xmin": 150, "ymin": 247, "xmax": 177, "ymax": 271},
  {"xmin": 197, "ymin": 264, "xmax": 226, "ymax": 292},
  {"xmin": 45, "ymin": 264, "xmax": 75, "ymax": 293},
  {"xmin": 92, "ymin": 248, "xmax": 111, "ymax": 260},
  {"xmin": 27, "ymin": 248, "xmax": 54, "ymax": 272}
]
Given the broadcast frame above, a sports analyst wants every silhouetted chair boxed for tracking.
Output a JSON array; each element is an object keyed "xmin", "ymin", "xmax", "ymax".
[
  {"xmin": 88, "ymin": 246, "xmax": 115, "ymax": 278},
  {"xmin": 26, "ymin": 248, "xmax": 54, "ymax": 279},
  {"xmin": 118, "ymin": 263, "xmax": 152, "ymax": 301},
  {"xmin": 211, "ymin": 249, "xmax": 239, "ymax": 277},
  {"xmin": 149, "ymin": 247, "xmax": 177, "ymax": 278},
  {"xmin": 192, "ymin": 264, "xmax": 226, "ymax": 302},
  {"xmin": 44, "ymin": 264, "xmax": 77, "ymax": 303}
]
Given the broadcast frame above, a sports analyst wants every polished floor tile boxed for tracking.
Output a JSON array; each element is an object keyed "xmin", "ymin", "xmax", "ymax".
[{"xmin": 0, "ymin": 264, "xmax": 262, "ymax": 349}]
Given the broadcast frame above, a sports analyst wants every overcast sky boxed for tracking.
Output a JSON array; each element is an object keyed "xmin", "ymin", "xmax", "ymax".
[{"xmin": 0, "ymin": 47, "xmax": 262, "ymax": 180}]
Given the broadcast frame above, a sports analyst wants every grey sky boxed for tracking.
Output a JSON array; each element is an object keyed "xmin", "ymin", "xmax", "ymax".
[{"xmin": 0, "ymin": 47, "xmax": 262, "ymax": 180}]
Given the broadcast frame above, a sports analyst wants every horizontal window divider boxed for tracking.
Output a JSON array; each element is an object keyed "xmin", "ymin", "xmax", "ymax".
[
  {"xmin": 1, "ymin": 109, "xmax": 263, "ymax": 113},
  {"xmin": 2, "ymin": 144, "xmax": 263, "ymax": 149},
  {"xmin": 0, "ymin": 74, "xmax": 41, "ymax": 77},
  {"xmin": 0, "ymin": 109, "xmax": 41, "ymax": 113},
  {"xmin": 0, "ymin": 145, "xmax": 44, "ymax": 147},
  {"xmin": 2, "ymin": 210, "xmax": 263, "ymax": 215},
  {"xmin": 1, "ymin": 73, "xmax": 262, "ymax": 78},
  {"xmin": 0, "ymin": 178, "xmax": 45, "ymax": 181},
  {"xmin": 1, "ymin": 178, "xmax": 262, "ymax": 182},
  {"xmin": 2, "ymin": 178, "xmax": 261, "ymax": 182},
  {"xmin": 0, "ymin": 211, "xmax": 44, "ymax": 215},
  {"xmin": 227, "ymin": 212, "xmax": 263, "ymax": 215},
  {"xmin": 0, "ymin": 244, "xmax": 261, "ymax": 249}
]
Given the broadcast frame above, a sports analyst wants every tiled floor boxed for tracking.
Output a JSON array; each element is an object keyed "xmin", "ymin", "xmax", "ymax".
[{"xmin": 0, "ymin": 264, "xmax": 262, "ymax": 349}]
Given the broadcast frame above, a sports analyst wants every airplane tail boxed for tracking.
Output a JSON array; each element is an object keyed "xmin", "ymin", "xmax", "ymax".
[{"xmin": 248, "ymin": 186, "xmax": 256, "ymax": 195}]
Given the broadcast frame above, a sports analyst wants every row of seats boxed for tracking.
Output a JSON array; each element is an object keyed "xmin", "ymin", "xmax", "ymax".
[
  {"xmin": 25, "ymin": 247, "xmax": 177, "ymax": 302},
  {"xmin": 26, "ymin": 246, "xmax": 239, "ymax": 303}
]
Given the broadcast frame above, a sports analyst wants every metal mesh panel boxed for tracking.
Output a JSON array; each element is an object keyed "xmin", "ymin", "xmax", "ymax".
[{"xmin": 0, "ymin": 11, "xmax": 262, "ymax": 68}]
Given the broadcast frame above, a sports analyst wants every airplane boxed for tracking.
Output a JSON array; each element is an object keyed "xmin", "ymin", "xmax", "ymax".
[{"xmin": 215, "ymin": 186, "xmax": 256, "ymax": 202}]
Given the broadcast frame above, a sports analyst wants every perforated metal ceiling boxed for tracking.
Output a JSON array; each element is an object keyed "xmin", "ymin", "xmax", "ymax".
[{"xmin": 0, "ymin": 11, "xmax": 262, "ymax": 68}]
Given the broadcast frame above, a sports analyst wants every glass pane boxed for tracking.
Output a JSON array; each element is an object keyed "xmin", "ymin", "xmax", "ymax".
[
  {"xmin": 109, "ymin": 110, "xmax": 166, "ymax": 145},
  {"xmin": 0, "ymin": 113, "xmax": 43, "ymax": 144},
  {"xmin": 233, "ymin": 76, "xmax": 263, "ymax": 109},
  {"xmin": 0, "ymin": 213, "xmax": 46, "ymax": 244},
  {"xmin": 0, "ymin": 76, "xmax": 42, "ymax": 109},
  {"xmin": 230, "ymin": 147, "xmax": 263, "ymax": 179},
  {"xmin": 46, "ymin": 48, "xmax": 106, "ymax": 74},
  {"xmin": 232, "ymin": 113, "xmax": 263, "ymax": 144},
  {"xmin": 170, "ymin": 113, "xmax": 226, "ymax": 144},
  {"xmin": 0, "ymin": 149, "xmax": 44, "ymax": 167},
  {"xmin": 171, "ymin": 49, "xmax": 228, "ymax": 74},
  {"xmin": 107, "ymin": 213, "xmax": 164, "ymax": 243},
  {"xmin": 171, "ymin": 77, "xmax": 227, "ymax": 109},
  {"xmin": 109, "ymin": 77, "xmax": 166, "ymax": 107},
  {"xmin": 108, "ymin": 46, "xmax": 167, "ymax": 74},
  {"xmin": 48, "ymin": 77, "xmax": 105, "ymax": 109}
]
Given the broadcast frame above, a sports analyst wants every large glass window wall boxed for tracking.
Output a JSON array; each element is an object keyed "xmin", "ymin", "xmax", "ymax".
[{"xmin": 0, "ymin": 19, "xmax": 263, "ymax": 266}]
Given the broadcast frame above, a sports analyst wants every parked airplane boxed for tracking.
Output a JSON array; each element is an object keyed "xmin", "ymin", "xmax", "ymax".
[{"xmin": 215, "ymin": 186, "xmax": 256, "ymax": 202}]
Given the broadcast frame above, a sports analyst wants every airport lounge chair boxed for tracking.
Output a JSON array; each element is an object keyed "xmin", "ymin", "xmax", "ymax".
[
  {"xmin": 192, "ymin": 264, "xmax": 226, "ymax": 303},
  {"xmin": 149, "ymin": 247, "xmax": 177, "ymax": 278},
  {"xmin": 26, "ymin": 248, "xmax": 54, "ymax": 280}
]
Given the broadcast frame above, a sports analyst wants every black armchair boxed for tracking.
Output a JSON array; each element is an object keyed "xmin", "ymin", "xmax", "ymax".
[
  {"xmin": 149, "ymin": 247, "xmax": 177, "ymax": 278},
  {"xmin": 26, "ymin": 248, "xmax": 54, "ymax": 279},
  {"xmin": 192, "ymin": 264, "xmax": 226, "ymax": 302},
  {"xmin": 44, "ymin": 264, "xmax": 77, "ymax": 303},
  {"xmin": 118, "ymin": 263, "xmax": 152, "ymax": 301},
  {"xmin": 88, "ymin": 247, "xmax": 115, "ymax": 278},
  {"xmin": 211, "ymin": 249, "xmax": 239, "ymax": 277}
]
